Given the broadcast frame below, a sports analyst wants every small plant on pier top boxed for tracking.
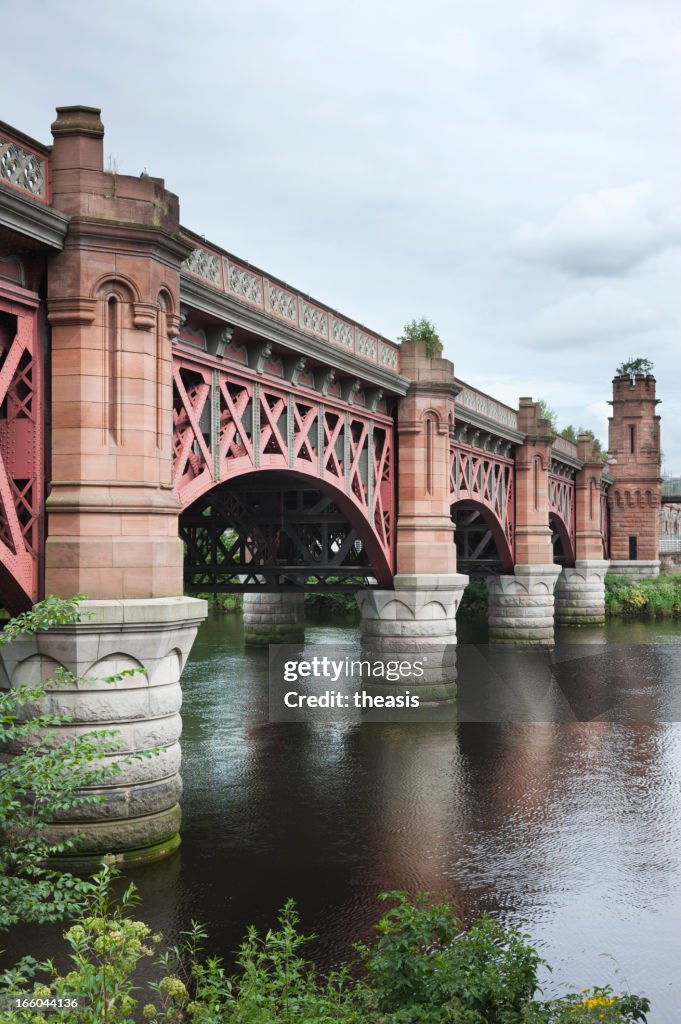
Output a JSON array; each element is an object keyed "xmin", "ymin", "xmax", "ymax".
[
  {"xmin": 399, "ymin": 317, "xmax": 443, "ymax": 357},
  {"xmin": 616, "ymin": 357, "xmax": 654, "ymax": 380}
]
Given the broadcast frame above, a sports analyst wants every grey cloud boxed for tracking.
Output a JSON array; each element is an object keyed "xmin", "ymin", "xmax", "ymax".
[{"xmin": 513, "ymin": 184, "xmax": 681, "ymax": 276}]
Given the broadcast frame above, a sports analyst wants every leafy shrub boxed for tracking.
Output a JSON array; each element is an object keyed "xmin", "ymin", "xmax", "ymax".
[
  {"xmin": 0, "ymin": 884, "xmax": 650, "ymax": 1024},
  {"xmin": 605, "ymin": 574, "xmax": 681, "ymax": 619},
  {"xmin": 398, "ymin": 318, "xmax": 443, "ymax": 357},
  {"xmin": 457, "ymin": 578, "xmax": 488, "ymax": 619}
]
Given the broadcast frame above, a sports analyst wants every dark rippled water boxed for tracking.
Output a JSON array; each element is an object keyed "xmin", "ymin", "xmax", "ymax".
[{"xmin": 6, "ymin": 612, "xmax": 681, "ymax": 1021}]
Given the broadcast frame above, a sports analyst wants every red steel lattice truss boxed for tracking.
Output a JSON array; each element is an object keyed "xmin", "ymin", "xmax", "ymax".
[
  {"xmin": 0, "ymin": 281, "xmax": 43, "ymax": 612},
  {"xmin": 172, "ymin": 348, "xmax": 395, "ymax": 577},
  {"xmin": 450, "ymin": 443, "xmax": 515, "ymax": 561}
]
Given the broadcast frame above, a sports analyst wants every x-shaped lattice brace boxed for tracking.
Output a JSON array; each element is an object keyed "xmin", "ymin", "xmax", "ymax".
[
  {"xmin": 0, "ymin": 297, "xmax": 42, "ymax": 610},
  {"xmin": 173, "ymin": 363, "xmax": 212, "ymax": 495},
  {"xmin": 219, "ymin": 380, "xmax": 253, "ymax": 463}
]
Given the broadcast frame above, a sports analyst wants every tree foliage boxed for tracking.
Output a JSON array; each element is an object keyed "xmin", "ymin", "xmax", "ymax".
[
  {"xmin": 615, "ymin": 357, "xmax": 654, "ymax": 379},
  {"xmin": 537, "ymin": 400, "xmax": 558, "ymax": 430},
  {"xmin": 559, "ymin": 425, "xmax": 607, "ymax": 460},
  {"xmin": 398, "ymin": 317, "xmax": 442, "ymax": 357}
]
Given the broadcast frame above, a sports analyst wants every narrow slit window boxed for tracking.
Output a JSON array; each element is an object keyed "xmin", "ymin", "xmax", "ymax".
[
  {"xmin": 629, "ymin": 425, "xmax": 635, "ymax": 453},
  {"xmin": 426, "ymin": 416, "xmax": 434, "ymax": 495},
  {"xmin": 107, "ymin": 296, "xmax": 120, "ymax": 444}
]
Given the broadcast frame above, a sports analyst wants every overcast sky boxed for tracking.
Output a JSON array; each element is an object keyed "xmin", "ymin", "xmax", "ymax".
[{"xmin": 4, "ymin": 0, "xmax": 680, "ymax": 467}]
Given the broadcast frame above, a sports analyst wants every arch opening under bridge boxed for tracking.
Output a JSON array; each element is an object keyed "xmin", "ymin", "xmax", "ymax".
[{"xmin": 179, "ymin": 469, "xmax": 393, "ymax": 593}]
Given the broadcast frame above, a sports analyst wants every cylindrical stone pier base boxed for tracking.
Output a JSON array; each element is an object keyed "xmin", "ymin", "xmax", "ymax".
[
  {"xmin": 554, "ymin": 560, "xmax": 609, "ymax": 626},
  {"xmin": 0, "ymin": 597, "xmax": 207, "ymax": 868},
  {"xmin": 488, "ymin": 564, "xmax": 561, "ymax": 647},
  {"xmin": 356, "ymin": 573, "xmax": 468, "ymax": 703},
  {"xmin": 242, "ymin": 591, "xmax": 305, "ymax": 646},
  {"xmin": 607, "ymin": 560, "xmax": 660, "ymax": 580}
]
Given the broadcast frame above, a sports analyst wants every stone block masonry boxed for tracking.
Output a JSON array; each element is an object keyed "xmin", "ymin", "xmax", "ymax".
[
  {"xmin": 554, "ymin": 560, "xmax": 609, "ymax": 626},
  {"xmin": 0, "ymin": 597, "xmax": 206, "ymax": 867},
  {"xmin": 243, "ymin": 592, "xmax": 305, "ymax": 646}
]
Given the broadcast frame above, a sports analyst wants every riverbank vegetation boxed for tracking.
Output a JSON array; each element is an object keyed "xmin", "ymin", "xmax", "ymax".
[
  {"xmin": 605, "ymin": 573, "xmax": 681, "ymax": 619},
  {"xmin": 0, "ymin": 877, "xmax": 650, "ymax": 1024}
]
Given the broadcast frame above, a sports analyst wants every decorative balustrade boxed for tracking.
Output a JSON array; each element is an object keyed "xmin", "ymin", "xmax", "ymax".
[
  {"xmin": 551, "ymin": 434, "xmax": 579, "ymax": 460},
  {"xmin": 0, "ymin": 126, "xmax": 50, "ymax": 203},
  {"xmin": 180, "ymin": 235, "xmax": 401, "ymax": 374},
  {"xmin": 455, "ymin": 381, "xmax": 519, "ymax": 431}
]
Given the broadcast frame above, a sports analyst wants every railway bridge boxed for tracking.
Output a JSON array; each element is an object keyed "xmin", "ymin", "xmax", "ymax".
[{"xmin": 0, "ymin": 106, "xmax": 662, "ymax": 863}]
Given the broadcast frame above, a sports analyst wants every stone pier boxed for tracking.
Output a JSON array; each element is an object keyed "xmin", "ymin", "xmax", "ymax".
[
  {"xmin": 606, "ymin": 373, "xmax": 661, "ymax": 579},
  {"xmin": 242, "ymin": 591, "xmax": 305, "ymax": 646},
  {"xmin": 488, "ymin": 564, "xmax": 561, "ymax": 647},
  {"xmin": 356, "ymin": 573, "xmax": 468, "ymax": 702},
  {"xmin": 554, "ymin": 560, "xmax": 609, "ymax": 626},
  {"xmin": 0, "ymin": 598, "xmax": 206, "ymax": 867},
  {"xmin": 23, "ymin": 106, "xmax": 206, "ymax": 864}
]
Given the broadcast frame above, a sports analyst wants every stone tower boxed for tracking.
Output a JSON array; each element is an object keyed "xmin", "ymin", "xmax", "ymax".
[{"xmin": 607, "ymin": 372, "xmax": 661, "ymax": 577}]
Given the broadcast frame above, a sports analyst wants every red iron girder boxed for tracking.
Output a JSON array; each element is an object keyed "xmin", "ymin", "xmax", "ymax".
[
  {"xmin": 172, "ymin": 349, "xmax": 395, "ymax": 575},
  {"xmin": 0, "ymin": 279, "xmax": 44, "ymax": 612},
  {"xmin": 450, "ymin": 442, "xmax": 515, "ymax": 560},
  {"xmin": 549, "ymin": 471, "xmax": 576, "ymax": 563}
]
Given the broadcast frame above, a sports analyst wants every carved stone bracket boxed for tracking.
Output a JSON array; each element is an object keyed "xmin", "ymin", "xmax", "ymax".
[
  {"xmin": 47, "ymin": 296, "xmax": 97, "ymax": 326},
  {"xmin": 315, "ymin": 368, "xmax": 336, "ymax": 396},
  {"xmin": 133, "ymin": 302, "xmax": 157, "ymax": 330},
  {"xmin": 284, "ymin": 355, "xmax": 307, "ymax": 385},
  {"xmin": 340, "ymin": 378, "xmax": 361, "ymax": 404},
  {"xmin": 206, "ymin": 326, "xmax": 235, "ymax": 358},
  {"xmin": 247, "ymin": 341, "xmax": 273, "ymax": 375},
  {"xmin": 365, "ymin": 388, "xmax": 384, "ymax": 412}
]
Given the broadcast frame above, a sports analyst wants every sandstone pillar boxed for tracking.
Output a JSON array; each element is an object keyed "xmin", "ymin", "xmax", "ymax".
[
  {"xmin": 10, "ymin": 106, "xmax": 206, "ymax": 864},
  {"xmin": 555, "ymin": 434, "xmax": 609, "ymax": 625},
  {"xmin": 357, "ymin": 340, "xmax": 467, "ymax": 700},
  {"xmin": 489, "ymin": 400, "xmax": 559, "ymax": 645},
  {"xmin": 242, "ymin": 591, "xmax": 305, "ymax": 646},
  {"xmin": 607, "ymin": 373, "xmax": 661, "ymax": 579}
]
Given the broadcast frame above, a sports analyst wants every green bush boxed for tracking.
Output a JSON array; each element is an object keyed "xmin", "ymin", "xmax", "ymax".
[
  {"xmin": 193, "ymin": 592, "xmax": 243, "ymax": 614},
  {"xmin": 605, "ymin": 573, "xmax": 681, "ymax": 619},
  {"xmin": 0, "ymin": 597, "xmax": 121, "ymax": 929},
  {"xmin": 0, "ymin": 883, "xmax": 650, "ymax": 1024},
  {"xmin": 457, "ymin": 578, "xmax": 488, "ymax": 619},
  {"xmin": 398, "ymin": 317, "xmax": 443, "ymax": 357}
]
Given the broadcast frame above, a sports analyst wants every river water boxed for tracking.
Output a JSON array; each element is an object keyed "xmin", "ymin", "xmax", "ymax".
[
  {"xmin": 131, "ymin": 611, "xmax": 681, "ymax": 1022},
  {"xmin": 7, "ymin": 611, "xmax": 681, "ymax": 1021}
]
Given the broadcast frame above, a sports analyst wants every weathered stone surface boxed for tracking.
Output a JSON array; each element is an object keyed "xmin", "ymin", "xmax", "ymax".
[
  {"xmin": 356, "ymin": 573, "xmax": 466, "ymax": 700},
  {"xmin": 554, "ymin": 560, "xmax": 608, "ymax": 626},
  {"xmin": 0, "ymin": 597, "xmax": 205, "ymax": 865},
  {"xmin": 45, "ymin": 803, "xmax": 182, "ymax": 855},
  {"xmin": 243, "ymin": 592, "xmax": 305, "ymax": 647},
  {"xmin": 607, "ymin": 560, "xmax": 660, "ymax": 579},
  {"xmin": 488, "ymin": 565, "xmax": 561, "ymax": 647}
]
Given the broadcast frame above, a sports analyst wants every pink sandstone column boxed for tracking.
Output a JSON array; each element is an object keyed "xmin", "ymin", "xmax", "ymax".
[
  {"xmin": 607, "ymin": 373, "xmax": 661, "ymax": 578},
  {"xmin": 356, "ymin": 340, "xmax": 468, "ymax": 702},
  {"xmin": 555, "ymin": 435, "xmax": 609, "ymax": 625},
  {"xmin": 488, "ymin": 400, "xmax": 560, "ymax": 646},
  {"xmin": 6, "ymin": 106, "xmax": 207, "ymax": 866}
]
